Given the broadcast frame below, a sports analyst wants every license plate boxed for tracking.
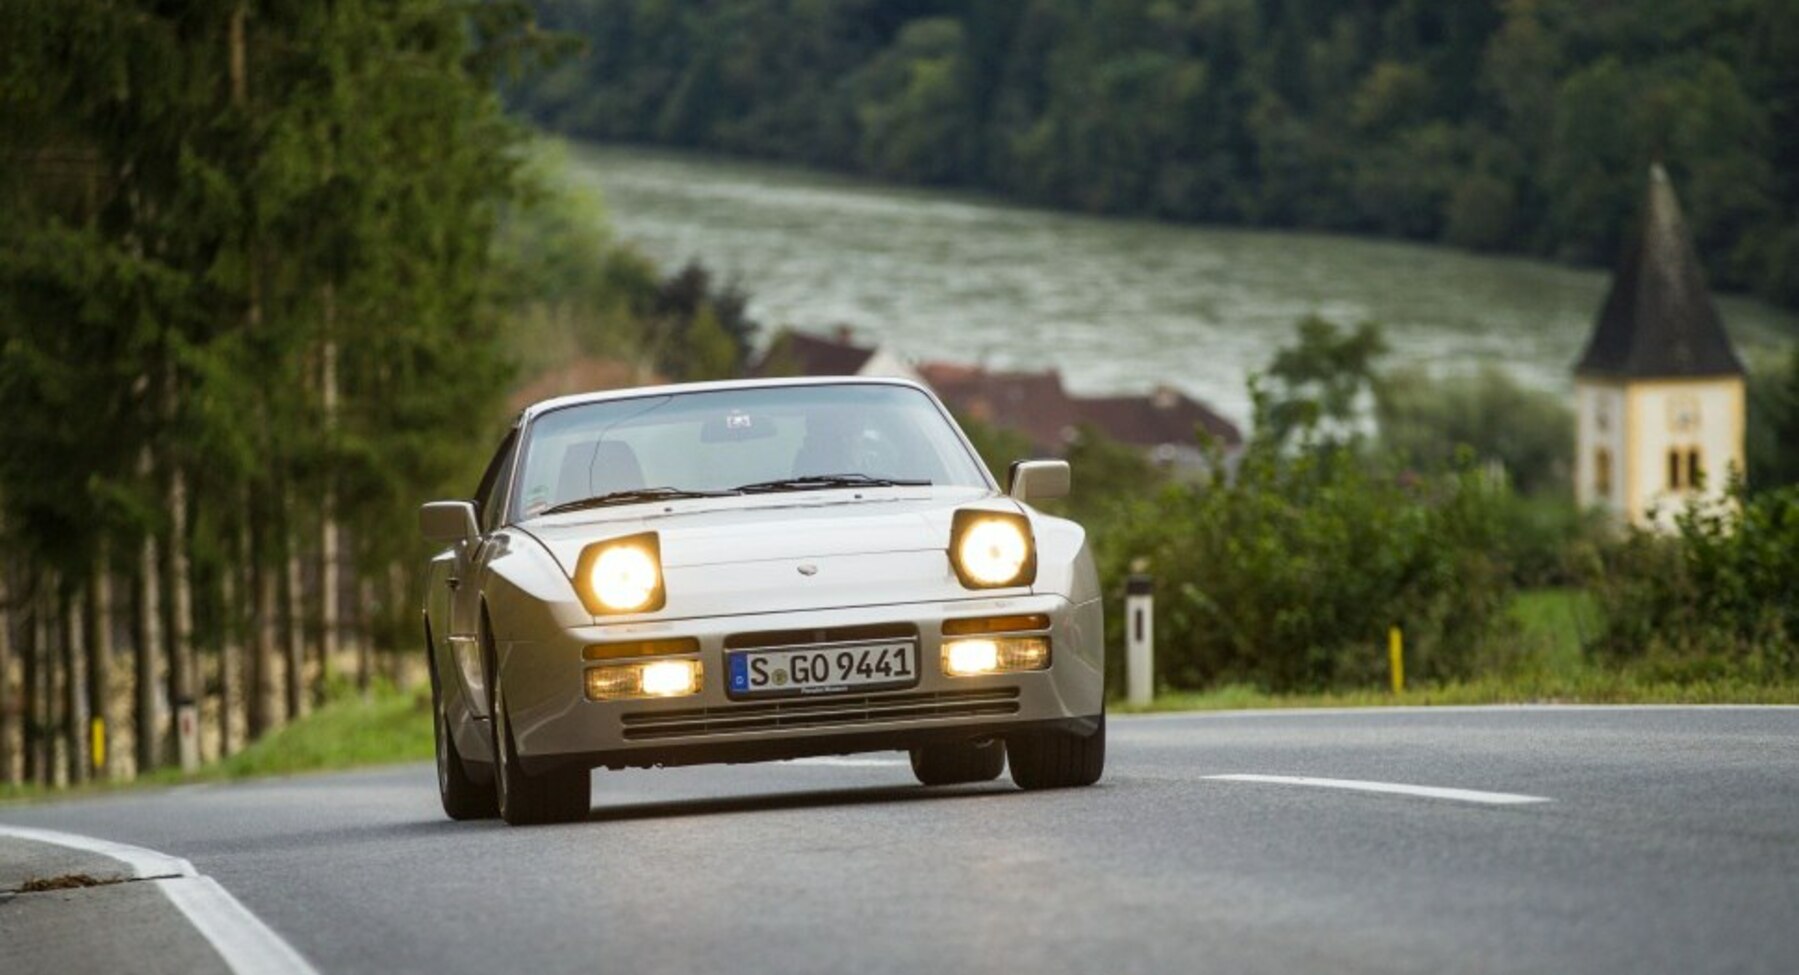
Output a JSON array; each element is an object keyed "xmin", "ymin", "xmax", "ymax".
[{"xmin": 726, "ymin": 640, "xmax": 919, "ymax": 699}]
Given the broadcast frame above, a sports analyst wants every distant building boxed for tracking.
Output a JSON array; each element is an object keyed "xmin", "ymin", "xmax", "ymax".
[
  {"xmin": 1573, "ymin": 164, "xmax": 1746, "ymax": 530},
  {"xmin": 748, "ymin": 328, "xmax": 1241, "ymax": 470},
  {"xmin": 917, "ymin": 362, "xmax": 1242, "ymax": 472},
  {"xmin": 751, "ymin": 326, "xmax": 920, "ymax": 382}
]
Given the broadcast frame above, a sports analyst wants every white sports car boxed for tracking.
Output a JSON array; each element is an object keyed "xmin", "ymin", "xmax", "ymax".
[{"xmin": 420, "ymin": 377, "xmax": 1105, "ymax": 825}]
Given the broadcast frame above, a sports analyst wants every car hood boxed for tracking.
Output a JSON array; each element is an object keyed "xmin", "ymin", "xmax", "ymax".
[{"xmin": 518, "ymin": 487, "xmax": 1011, "ymax": 578}]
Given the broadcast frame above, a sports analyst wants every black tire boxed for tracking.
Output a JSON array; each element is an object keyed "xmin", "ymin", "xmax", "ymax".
[
  {"xmin": 1007, "ymin": 713, "xmax": 1106, "ymax": 790},
  {"xmin": 432, "ymin": 665, "xmax": 497, "ymax": 820},
  {"xmin": 909, "ymin": 739, "xmax": 1006, "ymax": 786},
  {"xmin": 492, "ymin": 676, "xmax": 590, "ymax": 826}
]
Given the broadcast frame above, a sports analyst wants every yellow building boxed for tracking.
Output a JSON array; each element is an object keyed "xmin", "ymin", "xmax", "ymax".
[{"xmin": 1574, "ymin": 165, "xmax": 1745, "ymax": 531}]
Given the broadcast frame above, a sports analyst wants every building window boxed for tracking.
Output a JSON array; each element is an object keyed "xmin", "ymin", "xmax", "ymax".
[
  {"xmin": 1667, "ymin": 446, "xmax": 1704, "ymax": 492},
  {"xmin": 1595, "ymin": 448, "xmax": 1612, "ymax": 497}
]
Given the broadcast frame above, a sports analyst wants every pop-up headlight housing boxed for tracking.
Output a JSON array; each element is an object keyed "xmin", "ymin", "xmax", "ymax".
[
  {"xmin": 574, "ymin": 532, "xmax": 666, "ymax": 615},
  {"xmin": 949, "ymin": 510, "xmax": 1036, "ymax": 589}
]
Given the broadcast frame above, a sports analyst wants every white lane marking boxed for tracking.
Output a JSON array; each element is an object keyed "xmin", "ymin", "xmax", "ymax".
[
  {"xmin": 0, "ymin": 823, "xmax": 196, "ymax": 879},
  {"xmin": 0, "ymin": 824, "xmax": 319, "ymax": 975},
  {"xmin": 1205, "ymin": 774, "xmax": 1552, "ymax": 806},
  {"xmin": 1125, "ymin": 703, "xmax": 1799, "ymax": 722},
  {"xmin": 786, "ymin": 756, "xmax": 907, "ymax": 768},
  {"xmin": 157, "ymin": 876, "xmax": 319, "ymax": 975}
]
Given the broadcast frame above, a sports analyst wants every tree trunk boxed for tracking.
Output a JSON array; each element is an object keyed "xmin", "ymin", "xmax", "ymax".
[
  {"xmin": 167, "ymin": 464, "xmax": 198, "ymax": 772},
  {"xmin": 63, "ymin": 586, "xmax": 89, "ymax": 786},
  {"xmin": 39, "ymin": 585, "xmax": 62, "ymax": 787},
  {"xmin": 357, "ymin": 574, "xmax": 375, "ymax": 694},
  {"xmin": 0, "ymin": 555, "xmax": 15, "ymax": 786},
  {"xmin": 219, "ymin": 557, "xmax": 240, "ymax": 758},
  {"xmin": 88, "ymin": 544, "xmax": 114, "ymax": 781},
  {"xmin": 282, "ymin": 516, "xmax": 306, "ymax": 721},
  {"xmin": 386, "ymin": 560, "xmax": 407, "ymax": 689},
  {"xmin": 22, "ymin": 596, "xmax": 42, "ymax": 785},
  {"xmin": 136, "ymin": 517, "xmax": 163, "ymax": 776},
  {"xmin": 320, "ymin": 285, "xmax": 340, "ymax": 703},
  {"xmin": 250, "ymin": 523, "xmax": 277, "ymax": 738}
]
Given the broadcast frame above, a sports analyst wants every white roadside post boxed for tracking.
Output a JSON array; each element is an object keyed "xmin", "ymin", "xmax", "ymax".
[
  {"xmin": 1125, "ymin": 573, "xmax": 1154, "ymax": 707},
  {"xmin": 177, "ymin": 698, "xmax": 200, "ymax": 772}
]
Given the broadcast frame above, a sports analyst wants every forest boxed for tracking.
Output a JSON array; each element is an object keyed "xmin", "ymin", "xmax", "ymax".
[
  {"xmin": 0, "ymin": 1, "xmax": 748, "ymax": 789},
  {"xmin": 511, "ymin": 0, "xmax": 1799, "ymax": 310}
]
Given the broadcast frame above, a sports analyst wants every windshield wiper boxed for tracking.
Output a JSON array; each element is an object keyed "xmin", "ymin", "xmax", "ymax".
[
  {"xmin": 732, "ymin": 473, "xmax": 931, "ymax": 494},
  {"xmin": 540, "ymin": 486, "xmax": 738, "ymax": 515}
]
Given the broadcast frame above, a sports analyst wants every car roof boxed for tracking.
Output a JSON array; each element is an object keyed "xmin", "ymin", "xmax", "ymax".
[{"xmin": 517, "ymin": 375, "xmax": 937, "ymax": 423}]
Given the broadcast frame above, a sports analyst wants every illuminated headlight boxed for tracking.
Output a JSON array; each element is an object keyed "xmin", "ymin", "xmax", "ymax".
[
  {"xmin": 585, "ymin": 659, "xmax": 701, "ymax": 701},
  {"xmin": 941, "ymin": 637, "xmax": 1050, "ymax": 676},
  {"xmin": 949, "ymin": 511, "xmax": 1036, "ymax": 589},
  {"xmin": 575, "ymin": 532, "xmax": 665, "ymax": 615}
]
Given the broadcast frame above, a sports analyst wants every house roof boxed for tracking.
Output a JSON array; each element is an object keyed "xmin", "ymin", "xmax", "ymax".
[
  {"xmin": 751, "ymin": 327, "xmax": 876, "ymax": 377},
  {"xmin": 1575, "ymin": 164, "xmax": 1744, "ymax": 379},
  {"xmin": 918, "ymin": 363, "xmax": 1241, "ymax": 454},
  {"xmin": 918, "ymin": 363, "xmax": 1078, "ymax": 449},
  {"xmin": 1074, "ymin": 387, "xmax": 1243, "ymax": 448}
]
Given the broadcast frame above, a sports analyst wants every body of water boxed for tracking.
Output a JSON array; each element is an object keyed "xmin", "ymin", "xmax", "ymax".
[{"xmin": 568, "ymin": 143, "xmax": 1798, "ymax": 426}]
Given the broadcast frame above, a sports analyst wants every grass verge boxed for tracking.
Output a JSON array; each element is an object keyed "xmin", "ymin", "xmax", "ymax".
[
  {"xmin": 1119, "ymin": 675, "xmax": 1799, "ymax": 714},
  {"xmin": 0, "ymin": 681, "xmax": 433, "ymax": 805}
]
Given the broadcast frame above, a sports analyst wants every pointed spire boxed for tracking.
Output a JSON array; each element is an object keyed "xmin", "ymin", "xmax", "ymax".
[{"xmin": 1574, "ymin": 164, "xmax": 1744, "ymax": 379}]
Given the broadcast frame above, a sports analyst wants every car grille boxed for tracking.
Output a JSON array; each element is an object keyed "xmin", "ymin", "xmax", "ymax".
[{"xmin": 620, "ymin": 687, "xmax": 1021, "ymax": 741}]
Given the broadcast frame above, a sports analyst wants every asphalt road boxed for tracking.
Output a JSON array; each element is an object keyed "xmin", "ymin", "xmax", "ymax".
[{"xmin": 4, "ymin": 706, "xmax": 1797, "ymax": 974}]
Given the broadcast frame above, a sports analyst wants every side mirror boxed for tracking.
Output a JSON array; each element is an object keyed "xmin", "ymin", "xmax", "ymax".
[
  {"xmin": 420, "ymin": 501, "xmax": 479, "ymax": 544},
  {"xmin": 1007, "ymin": 460, "xmax": 1071, "ymax": 503}
]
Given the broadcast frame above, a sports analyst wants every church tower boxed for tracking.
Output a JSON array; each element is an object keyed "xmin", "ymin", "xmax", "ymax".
[{"xmin": 1573, "ymin": 164, "xmax": 1746, "ymax": 530}]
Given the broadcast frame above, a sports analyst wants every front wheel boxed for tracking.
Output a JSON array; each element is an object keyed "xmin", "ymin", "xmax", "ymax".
[
  {"xmin": 492, "ymin": 676, "xmax": 590, "ymax": 826},
  {"xmin": 1007, "ymin": 714, "xmax": 1106, "ymax": 790},
  {"xmin": 910, "ymin": 739, "xmax": 1006, "ymax": 786},
  {"xmin": 432, "ymin": 660, "xmax": 496, "ymax": 820}
]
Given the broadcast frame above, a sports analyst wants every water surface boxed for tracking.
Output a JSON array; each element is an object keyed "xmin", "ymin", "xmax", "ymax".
[{"xmin": 568, "ymin": 144, "xmax": 1797, "ymax": 425}]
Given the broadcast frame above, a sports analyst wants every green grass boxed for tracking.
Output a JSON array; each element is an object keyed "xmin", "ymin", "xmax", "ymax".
[
  {"xmin": 0, "ymin": 681, "xmax": 434, "ymax": 805},
  {"xmin": 1122, "ymin": 675, "xmax": 1799, "ymax": 714},
  {"xmin": 1120, "ymin": 587, "xmax": 1799, "ymax": 713}
]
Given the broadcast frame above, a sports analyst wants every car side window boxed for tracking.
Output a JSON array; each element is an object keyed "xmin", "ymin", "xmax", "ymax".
[{"xmin": 472, "ymin": 428, "xmax": 519, "ymax": 534}]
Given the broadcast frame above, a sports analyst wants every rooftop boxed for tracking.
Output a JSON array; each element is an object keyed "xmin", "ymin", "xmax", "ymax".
[{"xmin": 1575, "ymin": 164, "xmax": 1744, "ymax": 379}]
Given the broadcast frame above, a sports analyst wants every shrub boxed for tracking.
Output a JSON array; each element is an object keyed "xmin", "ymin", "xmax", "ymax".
[
  {"xmin": 1095, "ymin": 443, "xmax": 1515, "ymax": 694},
  {"xmin": 1582, "ymin": 485, "xmax": 1799, "ymax": 679}
]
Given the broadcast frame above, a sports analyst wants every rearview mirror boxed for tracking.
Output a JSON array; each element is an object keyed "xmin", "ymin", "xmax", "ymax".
[
  {"xmin": 420, "ymin": 501, "xmax": 479, "ymax": 544},
  {"xmin": 701, "ymin": 410, "xmax": 778, "ymax": 443},
  {"xmin": 1008, "ymin": 460, "xmax": 1070, "ymax": 503}
]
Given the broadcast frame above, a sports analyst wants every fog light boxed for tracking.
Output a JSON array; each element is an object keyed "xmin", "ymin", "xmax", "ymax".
[
  {"xmin": 585, "ymin": 659, "xmax": 702, "ymax": 701},
  {"xmin": 942, "ymin": 636, "xmax": 1050, "ymax": 676},
  {"xmin": 641, "ymin": 660, "xmax": 698, "ymax": 696}
]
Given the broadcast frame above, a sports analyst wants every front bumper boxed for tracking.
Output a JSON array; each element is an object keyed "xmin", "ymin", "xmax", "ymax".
[{"xmin": 498, "ymin": 593, "xmax": 1104, "ymax": 774}]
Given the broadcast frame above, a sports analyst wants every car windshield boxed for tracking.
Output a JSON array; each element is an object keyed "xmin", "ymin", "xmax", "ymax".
[{"xmin": 511, "ymin": 383, "xmax": 989, "ymax": 520}]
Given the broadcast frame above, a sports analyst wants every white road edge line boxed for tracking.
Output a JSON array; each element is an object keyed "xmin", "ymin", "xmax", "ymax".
[
  {"xmin": 1205, "ymin": 774, "xmax": 1552, "ymax": 806},
  {"xmin": 0, "ymin": 823, "xmax": 195, "ymax": 879},
  {"xmin": 0, "ymin": 824, "xmax": 319, "ymax": 975}
]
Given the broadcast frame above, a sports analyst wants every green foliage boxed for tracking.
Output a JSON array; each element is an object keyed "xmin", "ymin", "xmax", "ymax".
[
  {"xmin": 214, "ymin": 679, "xmax": 433, "ymax": 780},
  {"xmin": 1097, "ymin": 445, "xmax": 1514, "ymax": 694},
  {"xmin": 510, "ymin": 0, "xmax": 1799, "ymax": 310},
  {"xmin": 1375, "ymin": 365, "xmax": 1574, "ymax": 496},
  {"xmin": 1258, "ymin": 316, "xmax": 1388, "ymax": 450},
  {"xmin": 1581, "ymin": 485, "xmax": 1799, "ymax": 680},
  {"xmin": 0, "ymin": 0, "xmax": 564, "ymax": 669},
  {"xmin": 1746, "ymin": 347, "xmax": 1799, "ymax": 491}
]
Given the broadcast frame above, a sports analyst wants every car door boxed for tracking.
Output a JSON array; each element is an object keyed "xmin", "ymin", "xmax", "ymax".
[{"xmin": 445, "ymin": 426, "xmax": 519, "ymax": 719}]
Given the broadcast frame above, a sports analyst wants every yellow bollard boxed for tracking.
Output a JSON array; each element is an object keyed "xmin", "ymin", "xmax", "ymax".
[
  {"xmin": 91, "ymin": 717, "xmax": 106, "ymax": 770},
  {"xmin": 1388, "ymin": 626, "xmax": 1405, "ymax": 694}
]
